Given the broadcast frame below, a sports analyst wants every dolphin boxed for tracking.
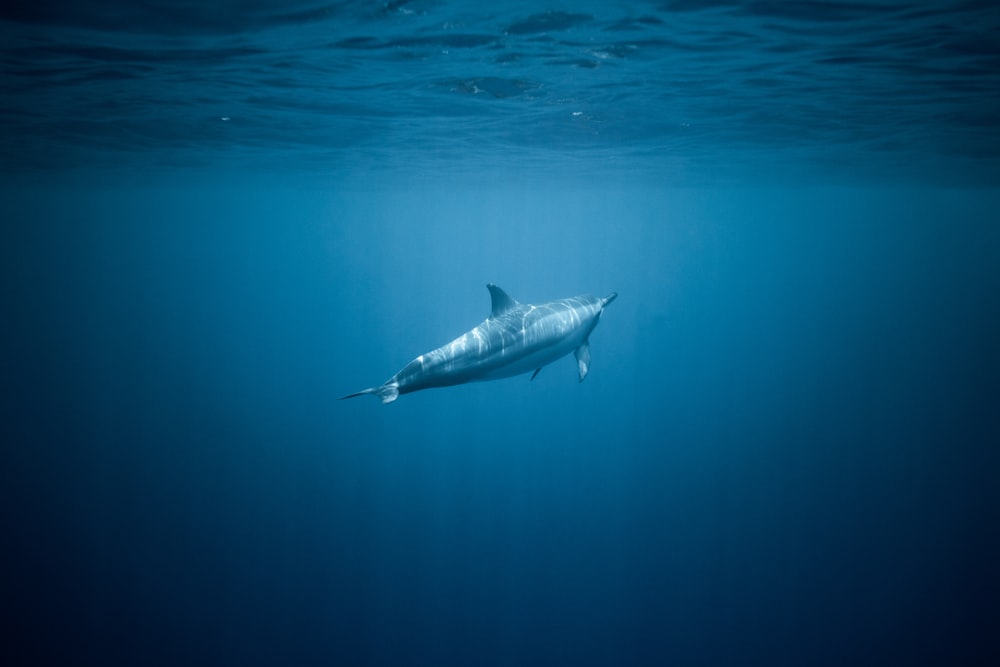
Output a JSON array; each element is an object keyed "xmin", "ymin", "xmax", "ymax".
[{"xmin": 342, "ymin": 284, "xmax": 618, "ymax": 404}]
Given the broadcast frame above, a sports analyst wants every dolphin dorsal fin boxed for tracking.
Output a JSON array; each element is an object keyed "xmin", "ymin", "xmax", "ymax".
[{"xmin": 487, "ymin": 283, "xmax": 520, "ymax": 318}]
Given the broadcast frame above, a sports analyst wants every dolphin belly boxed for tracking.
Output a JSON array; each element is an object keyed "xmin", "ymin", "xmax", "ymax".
[{"xmin": 474, "ymin": 334, "xmax": 584, "ymax": 381}]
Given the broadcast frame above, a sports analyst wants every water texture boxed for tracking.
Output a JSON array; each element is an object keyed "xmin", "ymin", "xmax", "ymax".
[{"xmin": 2, "ymin": 0, "xmax": 1000, "ymax": 183}]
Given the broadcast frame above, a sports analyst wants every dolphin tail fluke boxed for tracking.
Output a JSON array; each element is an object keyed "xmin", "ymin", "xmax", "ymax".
[{"xmin": 340, "ymin": 382, "xmax": 400, "ymax": 405}]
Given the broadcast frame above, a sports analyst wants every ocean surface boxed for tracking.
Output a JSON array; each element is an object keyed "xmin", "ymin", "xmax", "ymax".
[{"xmin": 2, "ymin": 1, "xmax": 999, "ymax": 666}]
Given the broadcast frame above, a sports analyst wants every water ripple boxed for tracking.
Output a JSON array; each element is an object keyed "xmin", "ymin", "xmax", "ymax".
[{"xmin": 1, "ymin": 0, "xmax": 998, "ymax": 184}]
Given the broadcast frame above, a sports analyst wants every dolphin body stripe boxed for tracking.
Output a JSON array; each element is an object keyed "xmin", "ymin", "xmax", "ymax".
[{"xmin": 342, "ymin": 284, "xmax": 617, "ymax": 404}]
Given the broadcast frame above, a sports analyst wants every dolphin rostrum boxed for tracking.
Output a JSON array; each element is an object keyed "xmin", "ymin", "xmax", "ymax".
[{"xmin": 342, "ymin": 284, "xmax": 618, "ymax": 404}]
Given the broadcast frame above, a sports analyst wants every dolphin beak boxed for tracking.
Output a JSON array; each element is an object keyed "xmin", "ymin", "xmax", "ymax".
[{"xmin": 602, "ymin": 292, "xmax": 618, "ymax": 307}]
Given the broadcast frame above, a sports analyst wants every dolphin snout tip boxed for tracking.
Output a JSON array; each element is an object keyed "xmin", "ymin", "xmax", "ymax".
[{"xmin": 603, "ymin": 292, "xmax": 618, "ymax": 307}]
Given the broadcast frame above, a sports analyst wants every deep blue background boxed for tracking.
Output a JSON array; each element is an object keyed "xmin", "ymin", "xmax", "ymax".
[
  {"xmin": 3, "ymin": 185, "xmax": 997, "ymax": 665},
  {"xmin": 3, "ymin": 1, "xmax": 1000, "ymax": 666}
]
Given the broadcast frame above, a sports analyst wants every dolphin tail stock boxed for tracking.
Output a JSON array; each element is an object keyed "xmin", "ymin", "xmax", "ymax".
[{"xmin": 340, "ymin": 382, "xmax": 400, "ymax": 405}]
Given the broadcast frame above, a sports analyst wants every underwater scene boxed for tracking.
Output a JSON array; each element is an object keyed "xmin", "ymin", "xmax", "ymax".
[{"xmin": 3, "ymin": 2, "xmax": 998, "ymax": 665}]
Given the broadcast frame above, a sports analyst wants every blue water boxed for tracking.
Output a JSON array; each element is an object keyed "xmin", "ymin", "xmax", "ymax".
[{"xmin": 2, "ymin": 2, "xmax": 999, "ymax": 666}]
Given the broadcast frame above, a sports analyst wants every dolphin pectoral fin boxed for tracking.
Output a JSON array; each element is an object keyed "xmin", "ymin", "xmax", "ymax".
[
  {"xmin": 340, "ymin": 382, "xmax": 400, "ymax": 405},
  {"xmin": 530, "ymin": 367, "xmax": 542, "ymax": 381},
  {"xmin": 575, "ymin": 341, "xmax": 591, "ymax": 382}
]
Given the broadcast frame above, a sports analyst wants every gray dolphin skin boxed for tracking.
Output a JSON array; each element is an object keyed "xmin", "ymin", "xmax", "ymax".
[{"xmin": 342, "ymin": 284, "xmax": 618, "ymax": 404}]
